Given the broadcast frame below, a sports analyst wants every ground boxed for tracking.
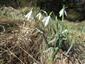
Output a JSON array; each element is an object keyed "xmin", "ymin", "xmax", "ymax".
[{"xmin": 0, "ymin": 7, "xmax": 85, "ymax": 64}]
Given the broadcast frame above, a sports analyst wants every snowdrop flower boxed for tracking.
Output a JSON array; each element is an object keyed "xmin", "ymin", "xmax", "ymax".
[
  {"xmin": 36, "ymin": 12, "xmax": 43, "ymax": 20},
  {"xmin": 24, "ymin": 9, "xmax": 34, "ymax": 21},
  {"xmin": 59, "ymin": 6, "xmax": 67, "ymax": 17},
  {"xmin": 42, "ymin": 16, "xmax": 51, "ymax": 27},
  {"xmin": 62, "ymin": 29, "xmax": 68, "ymax": 34}
]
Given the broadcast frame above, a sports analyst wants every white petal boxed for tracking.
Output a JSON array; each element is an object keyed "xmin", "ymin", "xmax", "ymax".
[
  {"xmin": 64, "ymin": 10, "xmax": 67, "ymax": 16},
  {"xmin": 36, "ymin": 12, "xmax": 43, "ymax": 20},
  {"xmin": 45, "ymin": 16, "xmax": 50, "ymax": 26},
  {"xmin": 62, "ymin": 29, "xmax": 68, "ymax": 34},
  {"xmin": 25, "ymin": 10, "xmax": 32, "ymax": 17},
  {"xmin": 25, "ymin": 10, "xmax": 33, "ymax": 20},
  {"xmin": 42, "ymin": 16, "xmax": 47, "ymax": 23},
  {"xmin": 42, "ymin": 16, "xmax": 51, "ymax": 27},
  {"xmin": 59, "ymin": 8, "xmax": 64, "ymax": 17}
]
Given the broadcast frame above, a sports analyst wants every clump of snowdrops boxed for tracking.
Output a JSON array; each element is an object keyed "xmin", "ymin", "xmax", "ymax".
[{"xmin": 24, "ymin": 6, "xmax": 74, "ymax": 64}]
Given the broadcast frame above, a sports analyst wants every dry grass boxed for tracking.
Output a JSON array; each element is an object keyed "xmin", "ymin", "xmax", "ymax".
[
  {"xmin": 0, "ymin": 19, "xmax": 42, "ymax": 64},
  {"xmin": 0, "ymin": 18, "xmax": 85, "ymax": 64}
]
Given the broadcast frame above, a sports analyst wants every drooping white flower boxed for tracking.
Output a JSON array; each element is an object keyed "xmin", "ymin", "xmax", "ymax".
[
  {"xmin": 42, "ymin": 16, "xmax": 51, "ymax": 27},
  {"xmin": 24, "ymin": 9, "xmax": 34, "ymax": 21},
  {"xmin": 59, "ymin": 7, "xmax": 67, "ymax": 17},
  {"xmin": 25, "ymin": 10, "xmax": 32, "ymax": 19},
  {"xmin": 64, "ymin": 10, "xmax": 67, "ymax": 16},
  {"xmin": 62, "ymin": 29, "xmax": 68, "ymax": 34},
  {"xmin": 36, "ymin": 12, "xmax": 43, "ymax": 20}
]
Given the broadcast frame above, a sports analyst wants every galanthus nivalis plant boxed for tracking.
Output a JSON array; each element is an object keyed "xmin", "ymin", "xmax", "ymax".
[{"xmin": 59, "ymin": 5, "xmax": 67, "ymax": 17}]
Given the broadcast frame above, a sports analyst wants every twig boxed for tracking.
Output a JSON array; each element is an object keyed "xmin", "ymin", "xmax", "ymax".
[
  {"xmin": 7, "ymin": 48, "xmax": 25, "ymax": 64},
  {"xmin": 19, "ymin": 46, "xmax": 41, "ymax": 64},
  {"xmin": 65, "ymin": 43, "xmax": 73, "ymax": 55}
]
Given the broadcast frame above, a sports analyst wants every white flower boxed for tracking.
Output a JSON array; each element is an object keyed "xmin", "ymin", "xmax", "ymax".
[
  {"xmin": 24, "ymin": 10, "xmax": 34, "ymax": 21},
  {"xmin": 62, "ymin": 29, "xmax": 68, "ymax": 34},
  {"xmin": 36, "ymin": 12, "xmax": 43, "ymax": 20},
  {"xmin": 42, "ymin": 16, "xmax": 51, "ymax": 27},
  {"xmin": 59, "ymin": 7, "xmax": 67, "ymax": 17}
]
